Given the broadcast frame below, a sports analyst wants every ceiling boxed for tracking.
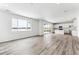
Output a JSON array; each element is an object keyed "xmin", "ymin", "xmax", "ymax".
[{"xmin": 0, "ymin": 3, "xmax": 79, "ymax": 23}]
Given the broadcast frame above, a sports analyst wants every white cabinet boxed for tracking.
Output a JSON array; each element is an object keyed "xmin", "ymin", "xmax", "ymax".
[
  {"xmin": 72, "ymin": 30, "xmax": 78, "ymax": 36},
  {"xmin": 55, "ymin": 30, "xmax": 64, "ymax": 34}
]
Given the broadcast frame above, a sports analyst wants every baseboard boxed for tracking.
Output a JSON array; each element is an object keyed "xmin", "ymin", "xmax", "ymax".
[{"xmin": 0, "ymin": 35, "xmax": 43, "ymax": 44}]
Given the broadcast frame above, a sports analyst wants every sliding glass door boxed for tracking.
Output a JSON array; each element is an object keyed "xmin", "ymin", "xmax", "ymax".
[{"xmin": 43, "ymin": 23, "xmax": 52, "ymax": 34}]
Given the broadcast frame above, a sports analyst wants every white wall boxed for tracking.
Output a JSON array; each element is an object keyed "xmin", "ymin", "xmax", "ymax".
[
  {"xmin": 39, "ymin": 20, "xmax": 44, "ymax": 35},
  {"xmin": 77, "ymin": 17, "xmax": 79, "ymax": 37},
  {"xmin": 0, "ymin": 10, "xmax": 39, "ymax": 42},
  {"xmin": 72, "ymin": 19, "xmax": 78, "ymax": 36}
]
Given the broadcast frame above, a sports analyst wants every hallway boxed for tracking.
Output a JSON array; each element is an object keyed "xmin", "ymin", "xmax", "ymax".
[{"xmin": 0, "ymin": 33, "xmax": 79, "ymax": 55}]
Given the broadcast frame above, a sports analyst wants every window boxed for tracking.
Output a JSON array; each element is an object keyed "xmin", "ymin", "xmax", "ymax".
[{"xmin": 12, "ymin": 18, "xmax": 31, "ymax": 31}]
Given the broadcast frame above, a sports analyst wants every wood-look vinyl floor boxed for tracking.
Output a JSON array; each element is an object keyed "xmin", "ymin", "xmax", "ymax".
[{"xmin": 0, "ymin": 33, "xmax": 79, "ymax": 55}]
